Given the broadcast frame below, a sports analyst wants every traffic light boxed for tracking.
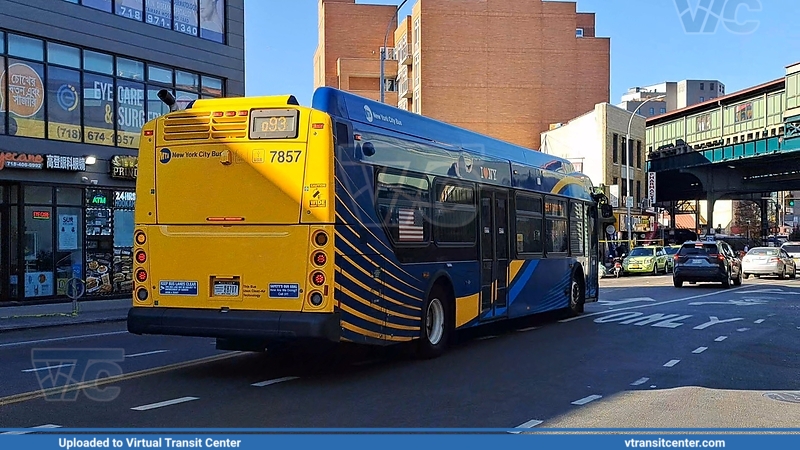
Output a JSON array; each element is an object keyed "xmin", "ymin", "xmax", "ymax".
[{"xmin": 787, "ymin": 192, "xmax": 795, "ymax": 208}]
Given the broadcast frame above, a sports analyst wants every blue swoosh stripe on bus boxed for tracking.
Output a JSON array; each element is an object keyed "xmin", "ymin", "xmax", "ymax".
[
  {"xmin": 340, "ymin": 327, "xmax": 385, "ymax": 346},
  {"xmin": 334, "ymin": 180, "xmax": 422, "ymax": 283},
  {"xmin": 334, "ymin": 230, "xmax": 424, "ymax": 303},
  {"xmin": 334, "ymin": 225, "xmax": 425, "ymax": 299},
  {"xmin": 334, "ymin": 206, "xmax": 424, "ymax": 290},
  {"xmin": 508, "ymin": 260, "xmax": 539, "ymax": 305},
  {"xmin": 333, "ymin": 271, "xmax": 420, "ymax": 330},
  {"xmin": 334, "ymin": 261, "xmax": 423, "ymax": 318}
]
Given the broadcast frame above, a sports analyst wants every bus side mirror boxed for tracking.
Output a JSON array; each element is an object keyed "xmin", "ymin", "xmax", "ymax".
[{"xmin": 362, "ymin": 142, "xmax": 376, "ymax": 157}]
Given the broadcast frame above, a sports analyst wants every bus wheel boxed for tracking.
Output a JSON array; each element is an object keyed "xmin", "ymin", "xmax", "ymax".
[
  {"xmin": 418, "ymin": 285, "xmax": 450, "ymax": 359},
  {"xmin": 569, "ymin": 272, "xmax": 585, "ymax": 316}
]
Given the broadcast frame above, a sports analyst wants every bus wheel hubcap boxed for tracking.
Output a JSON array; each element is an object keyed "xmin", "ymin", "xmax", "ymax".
[
  {"xmin": 426, "ymin": 298, "xmax": 445, "ymax": 345},
  {"xmin": 571, "ymin": 281, "xmax": 580, "ymax": 306}
]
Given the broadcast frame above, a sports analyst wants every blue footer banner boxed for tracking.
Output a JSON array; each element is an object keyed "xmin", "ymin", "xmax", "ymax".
[{"xmin": 0, "ymin": 431, "xmax": 799, "ymax": 449}]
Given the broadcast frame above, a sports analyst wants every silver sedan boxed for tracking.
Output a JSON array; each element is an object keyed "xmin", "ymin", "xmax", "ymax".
[{"xmin": 741, "ymin": 247, "xmax": 797, "ymax": 279}]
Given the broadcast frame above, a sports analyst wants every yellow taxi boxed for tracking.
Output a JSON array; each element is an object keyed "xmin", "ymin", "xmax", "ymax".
[{"xmin": 622, "ymin": 245, "xmax": 670, "ymax": 275}]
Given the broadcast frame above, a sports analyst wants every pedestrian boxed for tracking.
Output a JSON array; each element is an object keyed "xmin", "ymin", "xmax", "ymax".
[{"xmin": 744, "ymin": 244, "xmax": 749, "ymax": 253}]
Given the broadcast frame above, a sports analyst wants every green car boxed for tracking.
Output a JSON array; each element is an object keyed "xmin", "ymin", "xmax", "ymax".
[
  {"xmin": 664, "ymin": 244, "xmax": 682, "ymax": 272},
  {"xmin": 623, "ymin": 246, "xmax": 670, "ymax": 275}
]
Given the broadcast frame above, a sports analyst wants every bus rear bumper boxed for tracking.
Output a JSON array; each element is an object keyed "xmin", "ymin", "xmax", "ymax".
[{"xmin": 127, "ymin": 307, "xmax": 341, "ymax": 343}]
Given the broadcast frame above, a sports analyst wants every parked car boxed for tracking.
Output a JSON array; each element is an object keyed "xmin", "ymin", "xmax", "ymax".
[
  {"xmin": 741, "ymin": 247, "xmax": 797, "ymax": 279},
  {"xmin": 622, "ymin": 245, "xmax": 670, "ymax": 275},
  {"xmin": 672, "ymin": 240, "xmax": 742, "ymax": 288}
]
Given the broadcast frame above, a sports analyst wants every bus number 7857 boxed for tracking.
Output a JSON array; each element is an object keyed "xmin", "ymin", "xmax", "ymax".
[{"xmin": 270, "ymin": 150, "xmax": 302, "ymax": 163}]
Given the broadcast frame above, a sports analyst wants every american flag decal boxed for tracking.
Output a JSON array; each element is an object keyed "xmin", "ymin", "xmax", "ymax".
[{"xmin": 398, "ymin": 208, "xmax": 424, "ymax": 241}]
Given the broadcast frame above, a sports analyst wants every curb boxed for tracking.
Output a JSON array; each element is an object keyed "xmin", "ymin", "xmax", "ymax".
[{"xmin": 0, "ymin": 315, "xmax": 128, "ymax": 333}]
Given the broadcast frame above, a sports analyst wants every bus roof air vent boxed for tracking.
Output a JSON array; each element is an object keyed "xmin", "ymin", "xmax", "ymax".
[{"xmin": 287, "ymin": 95, "xmax": 299, "ymax": 106}]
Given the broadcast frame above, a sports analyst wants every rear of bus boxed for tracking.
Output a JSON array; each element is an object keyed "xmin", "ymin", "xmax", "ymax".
[{"xmin": 126, "ymin": 95, "xmax": 340, "ymax": 349}]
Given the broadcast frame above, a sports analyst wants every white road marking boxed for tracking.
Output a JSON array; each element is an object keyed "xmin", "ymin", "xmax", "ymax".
[
  {"xmin": 571, "ymin": 394, "xmax": 602, "ymax": 405},
  {"xmin": 563, "ymin": 286, "xmax": 748, "ymax": 322},
  {"xmin": 715, "ymin": 336, "xmax": 728, "ymax": 342},
  {"xmin": 689, "ymin": 299, "xmax": 766, "ymax": 306},
  {"xmin": 0, "ymin": 424, "xmax": 61, "ymax": 435},
  {"xmin": 598, "ymin": 297, "xmax": 656, "ymax": 307},
  {"xmin": 513, "ymin": 419, "xmax": 543, "ymax": 430},
  {"xmin": 126, "ymin": 350, "xmax": 169, "ymax": 358},
  {"xmin": 737, "ymin": 328, "xmax": 750, "ymax": 332},
  {"xmin": 251, "ymin": 376, "xmax": 299, "ymax": 387},
  {"xmin": 0, "ymin": 331, "xmax": 128, "ymax": 348},
  {"xmin": 21, "ymin": 363, "xmax": 74, "ymax": 373},
  {"xmin": 650, "ymin": 385, "xmax": 657, "ymax": 388},
  {"xmin": 754, "ymin": 319, "xmax": 765, "ymax": 324},
  {"xmin": 692, "ymin": 347, "xmax": 708, "ymax": 354},
  {"xmin": 131, "ymin": 397, "xmax": 198, "ymax": 411},
  {"xmin": 739, "ymin": 288, "xmax": 800, "ymax": 295},
  {"xmin": 693, "ymin": 316, "xmax": 743, "ymax": 330},
  {"xmin": 631, "ymin": 377, "xmax": 649, "ymax": 386},
  {"xmin": 477, "ymin": 335, "xmax": 497, "ymax": 340},
  {"xmin": 663, "ymin": 359, "xmax": 681, "ymax": 367},
  {"xmin": 517, "ymin": 326, "xmax": 539, "ymax": 332}
]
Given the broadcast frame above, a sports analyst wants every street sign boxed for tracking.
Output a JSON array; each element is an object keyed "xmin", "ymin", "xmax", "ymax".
[
  {"xmin": 626, "ymin": 196, "xmax": 633, "ymax": 208},
  {"xmin": 647, "ymin": 172, "xmax": 656, "ymax": 204}
]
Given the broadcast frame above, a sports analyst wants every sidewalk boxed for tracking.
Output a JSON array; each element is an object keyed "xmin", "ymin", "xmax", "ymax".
[{"xmin": 0, "ymin": 299, "xmax": 130, "ymax": 332}]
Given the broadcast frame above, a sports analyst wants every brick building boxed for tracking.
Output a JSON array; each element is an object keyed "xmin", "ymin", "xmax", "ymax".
[{"xmin": 314, "ymin": 0, "xmax": 610, "ymax": 149}]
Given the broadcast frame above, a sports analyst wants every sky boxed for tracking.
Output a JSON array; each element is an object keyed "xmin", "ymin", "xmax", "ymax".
[{"xmin": 244, "ymin": 0, "xmax": 800, "ymax": 107}]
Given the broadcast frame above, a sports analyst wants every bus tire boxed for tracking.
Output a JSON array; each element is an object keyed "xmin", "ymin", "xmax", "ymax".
[
  {"xmin": 569, "ymin": 270, "xmax": 585, "ymax": 316},
  {"xmin": 417, "ymin": 284, "xmax": 451, "ymax": 359}
]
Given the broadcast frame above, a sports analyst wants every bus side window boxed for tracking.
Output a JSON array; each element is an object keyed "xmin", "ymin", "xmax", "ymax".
[{"xmin": 334, "ymin": 122, "xmax": 350, "ymax": 151}]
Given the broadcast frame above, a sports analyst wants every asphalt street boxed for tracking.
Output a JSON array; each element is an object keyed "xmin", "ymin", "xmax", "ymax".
[{"xmin": 0, "ymin": 274, "xmax": 798, "ymax": 429}]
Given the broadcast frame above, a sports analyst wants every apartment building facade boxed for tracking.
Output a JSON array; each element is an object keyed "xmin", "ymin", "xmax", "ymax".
[
  {"xmin": 618, "ymin": 79, "xmax": 726, "ymax": 119},
  {"xmin": 315, "ymin": 0, "xmax": 610, "ymax": 150},
  {"xmin": 540, "ymin": 103, "xmax": 649, "ymax": 236}
]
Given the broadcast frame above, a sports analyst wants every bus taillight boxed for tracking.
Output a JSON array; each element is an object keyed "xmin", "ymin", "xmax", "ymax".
[
  {"xmin": 309, "ymin": 292, "xmax": 323, "ymax": 306},
  {"xmin": 313, "ymin": 231, "xmax": 328, "ymax": 247},
  {"xmin": 136, "ymin": 288, "xmax": 149, "ymax": 302},
  {"xmin": 136, "ymin": 269, "xmax": 148, "ymax": 283},
  {"xmin": 213, "ymin": 111, "xmax": 224, "ymax": 117},
  {"xmin": 313, "ymin": 251, "xmax": 327, "ymax": 266},
  {"xmin": 135, "ymin": 231, "xmax": 146, "ymax": 245},
  {"xmin": 135, "ymin": 250, "xmax": 147, "ymax": 264},
  {"xmin": 311, "ymin": 271, "xmax": 325, "ymax": 286},
  {"xmin": 238, "ymin": 110, "xmax": 248, "ymax": 116}
]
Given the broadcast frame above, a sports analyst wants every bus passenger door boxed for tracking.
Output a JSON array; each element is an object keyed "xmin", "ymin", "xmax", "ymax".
[{"xmin": 479, "ymin": 189, "xmax": 509, "ymax": 320}]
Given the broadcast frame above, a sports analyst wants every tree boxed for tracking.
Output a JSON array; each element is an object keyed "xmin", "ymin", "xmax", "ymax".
[{"xmin": 733, "ymin": 200, "xmax": 761, "ymax": 245}]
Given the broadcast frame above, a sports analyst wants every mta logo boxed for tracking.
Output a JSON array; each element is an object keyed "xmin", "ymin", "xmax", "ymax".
[
  {"xmin": 159, "ymin": 148, "xmax": 171, "ymax": 164},
  {"xmin": 674, "ymin": 0, "xmax": 761, "ymax": 34},
  {"xmin": 364, "ymin": 105, "xmax": 373, "ymax": 123},
  {"xmin": 30, "ymin": 348, "xmax": 124, "ymax": 402}
]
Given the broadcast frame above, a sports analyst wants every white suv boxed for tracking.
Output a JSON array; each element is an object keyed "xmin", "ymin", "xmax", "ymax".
[{"xmin": 780, "ymin": 241, "xmax": 800, "ymax": 265}]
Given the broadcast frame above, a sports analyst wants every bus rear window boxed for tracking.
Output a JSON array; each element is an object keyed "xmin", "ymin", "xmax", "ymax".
[{"xmin": 249, "ymin": 108, "xmax": 300, "ymax": 139}]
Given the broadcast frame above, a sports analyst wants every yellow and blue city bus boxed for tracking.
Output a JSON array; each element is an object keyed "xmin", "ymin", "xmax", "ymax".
[{"xmin": 127, "ymin": 87, "xmax": 613, "ymax": 358}]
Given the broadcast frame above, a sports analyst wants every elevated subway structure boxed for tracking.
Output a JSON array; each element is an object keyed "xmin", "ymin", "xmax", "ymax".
[{"xmin": 646, "ymin": 62, "xmax": 800, "ymax": 242}]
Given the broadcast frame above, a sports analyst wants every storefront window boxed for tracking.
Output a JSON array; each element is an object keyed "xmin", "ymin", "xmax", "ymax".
[
  {"xmin": 9, "ymin": 206, "xmax": 19, "ymax": 298},
  {"xmin": 6, "ymin": 59, "xmax": 46, "ymax": 139},
  {"xmin": 57, "ymin": 187, "xmax": 83, "ymax": 206},
  {"xmin": 25, "ymin": 185, "xmax": 53, "ymax": 204},
  {"xmin": 55, "ymin": 206, "xmax": 83, "ymax": 296},
  {"xmin": 24, "ymin": 205, "xmax": 54, "ymax": 298},
  {"xmin": 85, "ymin": 189, "xmax": 113, "ymax": 296},
  {"xmin": 113, "ymin": 190, "xmax": 135, "ymax": 295}
]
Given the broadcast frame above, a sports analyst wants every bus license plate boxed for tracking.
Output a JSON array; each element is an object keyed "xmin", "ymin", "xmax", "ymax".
[{"xmin": 214, "ymin": 281, "xmax": 239, "ymax": 297}]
